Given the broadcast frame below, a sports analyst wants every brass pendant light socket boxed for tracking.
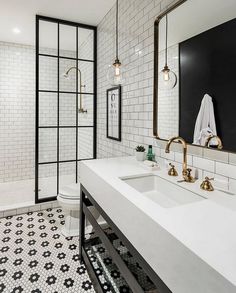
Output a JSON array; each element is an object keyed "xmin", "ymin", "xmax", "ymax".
[
  {"xmin": 113, "ymin": 58, "xmax": 121, "ymax": 67},
  {"xmin": 162, "ymin": 65, "xmax": 170, "ymax": 73}
]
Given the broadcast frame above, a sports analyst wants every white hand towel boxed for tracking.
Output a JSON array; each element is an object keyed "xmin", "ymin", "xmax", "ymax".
[{"xmin": 193, "ymin": 94, "xmax": 217, "ymax": 145}]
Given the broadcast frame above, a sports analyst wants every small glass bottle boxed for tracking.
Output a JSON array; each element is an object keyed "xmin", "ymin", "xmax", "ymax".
[{"xmin": 147, "ymin": 145, "xmax": 155, "ymax": 161}]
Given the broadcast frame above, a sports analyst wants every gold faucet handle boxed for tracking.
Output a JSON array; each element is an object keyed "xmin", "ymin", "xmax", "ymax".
[
  {"xmin": 186, "ymin": 168, "xmax": 192, "ymax": 176},
  {"xmin": 168, "ymin": 163, "xmax": 178, "ymax": 176},
  {"xmin": 183, "ymin": 168, "xmax": 196, "ymax": 183},
  {"xmin": 200, "ymin": 177, "xmax": 214, "ymax": 191}
]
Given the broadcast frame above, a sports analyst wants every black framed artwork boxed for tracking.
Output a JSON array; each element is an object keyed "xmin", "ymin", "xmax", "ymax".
[{"xmin": 106, "ymin": 86, "xmax": 121, "ymax": 141}]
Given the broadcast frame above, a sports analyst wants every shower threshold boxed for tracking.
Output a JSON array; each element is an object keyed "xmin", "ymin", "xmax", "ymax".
[{"xmin": 0, "ymin": 175, "xmax": 74, "ymax": 217}]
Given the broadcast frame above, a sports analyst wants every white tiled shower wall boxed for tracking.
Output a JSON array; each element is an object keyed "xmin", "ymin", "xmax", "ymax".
[
  {"xmin": 97, "ymin": 0, "xmax": 236, "ymax": 193},
  {"xmin": 0, "ymin": 42, "xmax": 35, "ymax": 182},
  {"xmin": 0, "ymin": 39, "xmax": 94, "ymax": 184}
]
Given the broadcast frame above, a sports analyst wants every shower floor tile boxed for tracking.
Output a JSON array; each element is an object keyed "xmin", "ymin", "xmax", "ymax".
[{"xmin": 0, "ymin": 208, "xmax": 95, "ymax": 293}]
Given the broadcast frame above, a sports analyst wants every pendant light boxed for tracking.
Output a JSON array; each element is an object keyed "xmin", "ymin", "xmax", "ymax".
[
  {"xmin": 159, "ymin": 14, "xmax": 177, "ymax": 90},
  {"xmin": 107, "ymin": 0, "xmax": 124, "ymax": 85}
]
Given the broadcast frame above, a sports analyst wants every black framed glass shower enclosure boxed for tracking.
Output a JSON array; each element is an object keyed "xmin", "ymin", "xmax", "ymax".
[{"xmin": 35, "ymin": 15, "xmax": 97, "ymax": 203}]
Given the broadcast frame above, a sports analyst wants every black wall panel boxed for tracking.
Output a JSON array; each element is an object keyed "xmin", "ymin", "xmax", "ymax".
[{"xmin": 179, "ymin": 18, "xmax": 236, "ymax": 151}]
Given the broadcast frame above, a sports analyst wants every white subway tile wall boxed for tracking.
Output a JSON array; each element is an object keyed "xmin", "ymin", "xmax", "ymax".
[
  {"xmin": 0, "ymin": 42, "xmax": 35, "ymax": 182},
  {"xmin": 0, "ymin": 37, "xmax": 94, "ymax": 185},
  {"xmin": 97, "ymin": 0, "xmax": 235, "ymax": 191}
]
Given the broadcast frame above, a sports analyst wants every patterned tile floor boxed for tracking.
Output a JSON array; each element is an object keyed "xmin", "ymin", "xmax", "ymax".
[{"xmin": 0, "ymin": 208, "xmax": 96, "ymax": 293}]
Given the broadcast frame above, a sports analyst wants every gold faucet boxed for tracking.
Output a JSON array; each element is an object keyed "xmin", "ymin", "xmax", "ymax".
[
  {"xmin": 205, "ymin": 135, "xmax": 223, "ymax": 150},
  {"xmin": 165, "ymin": 136, "xmax": 195, "ymax": 183}
]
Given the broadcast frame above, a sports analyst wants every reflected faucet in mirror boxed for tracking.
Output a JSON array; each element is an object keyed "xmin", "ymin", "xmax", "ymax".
[
  {"xmin": 205, "ymin": 135, "xmax": 223, "ymax": 150},
  {"xmin": 165, "ymin": 136, "xmax": 195, "ymax": 183}
]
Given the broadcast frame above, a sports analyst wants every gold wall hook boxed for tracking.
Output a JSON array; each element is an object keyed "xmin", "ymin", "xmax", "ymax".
[{"xmin": 200, "ymin": 177, "xmax": 214, "ymax": 191}]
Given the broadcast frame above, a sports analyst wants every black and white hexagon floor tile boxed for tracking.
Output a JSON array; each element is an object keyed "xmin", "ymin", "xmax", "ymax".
[{"xmin": 0, "ymin": 208, "xmax": 95, "ymax": 293}]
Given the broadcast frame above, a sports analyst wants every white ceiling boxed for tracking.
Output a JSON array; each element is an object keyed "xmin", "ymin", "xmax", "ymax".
[{"xmin": 0, "ymin": 0, "xmax": 116, "ymax": 46}]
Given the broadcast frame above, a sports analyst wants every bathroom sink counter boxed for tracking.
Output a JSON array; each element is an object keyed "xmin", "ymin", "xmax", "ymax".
[{"xmin": 80, "ymin": 156, "xmax": 236, "ymax": 293}]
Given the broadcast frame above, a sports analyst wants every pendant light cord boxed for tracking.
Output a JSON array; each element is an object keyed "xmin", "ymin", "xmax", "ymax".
[
  {"xmin": 116, "ymin": 0, "xmax": 119, "ymax": 60},
  {"xmin": 165, "ymin": 14, "xmax": 168, "ymax": 66}
]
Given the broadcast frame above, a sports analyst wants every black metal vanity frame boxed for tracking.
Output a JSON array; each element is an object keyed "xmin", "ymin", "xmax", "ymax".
[{"xmin": 79, "ymin": 185, "xmax": 172, "ymax": 293}]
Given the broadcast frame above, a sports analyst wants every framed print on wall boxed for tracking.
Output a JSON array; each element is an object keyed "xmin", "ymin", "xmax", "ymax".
[{"xmin": 107, "ymin": 86, "xmax": 121, "ymax": 141}]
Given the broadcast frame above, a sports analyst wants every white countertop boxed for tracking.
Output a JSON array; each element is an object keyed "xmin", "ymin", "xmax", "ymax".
[{"xmin": 80, "ymin": 156, "xmax": 236, "ymax": 293}]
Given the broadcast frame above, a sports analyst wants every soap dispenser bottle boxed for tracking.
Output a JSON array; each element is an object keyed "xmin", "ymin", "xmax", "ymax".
[{"xmin": 147, "ymin": 145, "xmax": 155, "ymax": 161}]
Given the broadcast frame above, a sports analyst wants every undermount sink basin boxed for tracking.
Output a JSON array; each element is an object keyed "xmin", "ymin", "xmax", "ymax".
[{"xmin": 122, "ymin": 175, "xmax": 206, "ymax": 208}]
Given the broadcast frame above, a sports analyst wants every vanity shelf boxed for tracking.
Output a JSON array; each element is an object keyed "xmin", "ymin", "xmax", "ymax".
[{"xmin": 79, "ymin": 185, "xmax": 172, "ymax": 293}]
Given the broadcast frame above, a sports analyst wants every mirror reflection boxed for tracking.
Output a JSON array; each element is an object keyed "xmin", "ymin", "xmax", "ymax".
[{"xmin": 155, "ymin": 0, "xmax": 236, "ymax": 152}]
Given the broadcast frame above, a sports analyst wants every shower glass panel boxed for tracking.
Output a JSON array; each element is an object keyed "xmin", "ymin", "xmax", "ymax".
[
  {"xmin": 36, "ymin": 16, "xmax": 96, "ymax": 203},
  {"xmin": 59, "ymin": 59, "xmax": 77, "ymax": 92},
  {"xmin": 59, "ymin": 128, "xmax": 76, "ymax": 161},
  {"xmin": 78, "ymin": 28, "xmax": 94, "ymax": 60},
  {"xmin": 39, "ymin": 20, "xmax": 57, "ymax": 55},
  {"xmin": 78, "ymin": 60, "xmax": 94, "ymax": 93},
  {"xmin": 78, "ymin": 128, "xmax": 94, "ymax": 160},
  {"xmin": 59, "ymin": 25, "xmax": 77, "ymax": 58},
  {"xmin": 59, "ymin": 162, "xmax": 77, "ymax": 191},
  {"xmin": 78, "ymin": 95, "xmax": 94, "ymax": 126},
  {"xmin": 39, "ymin": 56, "xmax": 58, "ymax": 91},
  {"xmin": 39, "ymin": 92, "xmax": 57, "ymax": 127},
  {"xmin": 38, "ymin": 164, "xmax": 57, "ymax": 198},
  {"xmin": 59, "ymin": 93, "xmax": 76, "ymax": 126},
  {"xmin": 39, "ymin": 128, "xmax": 57, "ymax": 163}
]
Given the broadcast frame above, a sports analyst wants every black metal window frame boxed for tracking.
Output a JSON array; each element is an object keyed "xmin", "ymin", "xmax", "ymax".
[{"xmin": 35, "ymin": 15, "xmax": 97, "ymax": 204}]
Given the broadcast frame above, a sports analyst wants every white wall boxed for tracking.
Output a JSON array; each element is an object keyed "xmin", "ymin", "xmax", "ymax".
[
  {"xmin": 96, "ymin": 0, "xmax": 236, "ymax": 194},
  {"xmin": 0, "ymin": 42, "xmax": 35, "ymax": 182},
  {"xmin": 0, "ymin": 36, "xmax": 94, "ymax": 184}
]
